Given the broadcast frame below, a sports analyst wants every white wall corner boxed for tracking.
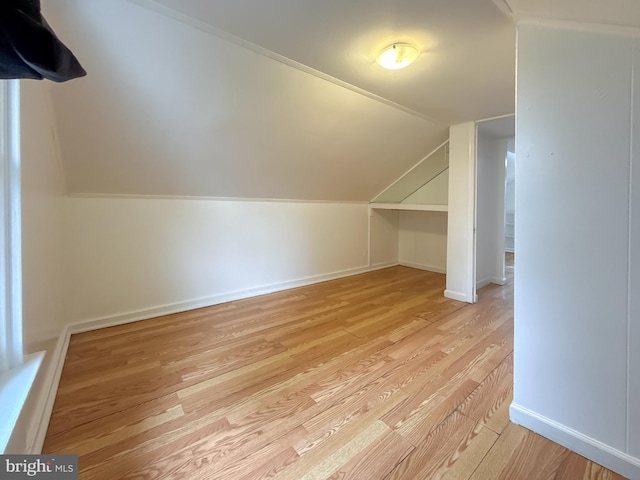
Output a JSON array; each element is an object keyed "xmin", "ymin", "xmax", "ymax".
[
  {"xmin": 399, "ymin": 261, "xmax": 446, "ymax": 275},
  {"xmin": 369, "ymin": 208, "xmax": 399, "ymax": 267},
  {"xmin": 371, "ymin": 261, "xmax": 400, "ymax": 269},
  {"xmin": 510, "ymin": 403, "xmax": 640, "ymax": 480},
  {"xmin": 446, "ymin": 122, "xmax": 476, "ymax": 304}
]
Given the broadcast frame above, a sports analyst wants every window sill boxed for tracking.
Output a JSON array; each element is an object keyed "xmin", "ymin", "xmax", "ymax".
[{"xmin": 0, "ymin": 351, "xmax": 45, "ymax": 453}]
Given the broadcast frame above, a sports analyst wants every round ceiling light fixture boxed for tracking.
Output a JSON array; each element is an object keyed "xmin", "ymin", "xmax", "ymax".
[{"xmin": 376, "ymin": 43, "xmax": 420, "ymax": 70}]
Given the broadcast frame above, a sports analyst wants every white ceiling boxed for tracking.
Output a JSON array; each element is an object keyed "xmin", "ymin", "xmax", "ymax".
[
  {"xmin": 505, "ymin": 0, "xmax": 640, "ymax": 29},
  {"xmin": 477, "ymin": 115, "xmax": 515, "ymax": 139},
  {"xmin": 137, "ymin": 0, "xmax": 517, "ymax": 125}
]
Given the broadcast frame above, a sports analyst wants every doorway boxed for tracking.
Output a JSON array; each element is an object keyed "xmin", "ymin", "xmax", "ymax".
[{"xmin": 474, "ymin": 115, "xmax": 515, "ymax": 299}]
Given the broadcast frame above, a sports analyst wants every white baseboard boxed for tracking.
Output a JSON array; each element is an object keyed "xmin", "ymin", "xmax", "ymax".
[
  {"xmin": 370, "ymin": 261, "xmax": 400, "ymax": 270},
  {"xmin": 66, "ymin": 263, "xmax": 397, "ymax": 336},
  {"xmin": 28, "ymin": 327, "xmax": 71, "ymax": 454},
  {"xmin": 26, "ymin": 262, "xmax": 401, "ymax": 453},
  {"xmin": 510, "ymin": 403, "xmax": 640, "ymax": 480},
  {"xmin": 444, "ymin": 289, "xmax": 471, "ymax": 303},
  {"xmin": 491, "ymin": 276, "xmax": 507, "ymax": 285},
  {"xmin": 399, "ymin": 261, "xmax": 446, "ymax": 274}
]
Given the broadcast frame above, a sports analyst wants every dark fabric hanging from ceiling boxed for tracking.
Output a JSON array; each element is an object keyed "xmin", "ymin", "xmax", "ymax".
[{"xmin": 0, "ymin": 0, "xmax": 86, "ymax": 82}]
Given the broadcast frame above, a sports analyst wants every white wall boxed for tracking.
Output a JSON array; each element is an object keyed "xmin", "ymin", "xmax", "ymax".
[
  {"xmin": 8, "ymin": 81, "xmax": 67, "ymax": 453},
  {"xmin": 369, "ymin": 209, "xmax": 399, "ymax": 267},
  {"xmin": 21, "ymin": 82, "xmax": 66, "ymax": 346},
  {"xmin": 402, "ymin": 169, "xmax": 449, "ymax": 205},
  {"xmin": 445, "ymin": 122, "xmax": 476, "ymax": 302},
  {"xmin": 511, "ymin": 22, "xmax": 640, "ymax": 479},
  {"xmin": 64, "ymin": 197, "xmax": 370, "ymax": 325},
  {"xmin": 475, "ymin": 132, "xmax": 506, "ymax": 288},
  {"xmin": 398, "ymin": 211, "xmax": 447, "ymax": 273}
]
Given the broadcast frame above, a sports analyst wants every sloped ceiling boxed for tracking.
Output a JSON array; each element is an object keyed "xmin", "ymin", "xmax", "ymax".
[
  {"xmin": 135, "ymin": 0, "xmax": 516, "ymax": 124},
  {"xmin": 43, "ymin": 0, "xmax": 516, "ymax": 201}
]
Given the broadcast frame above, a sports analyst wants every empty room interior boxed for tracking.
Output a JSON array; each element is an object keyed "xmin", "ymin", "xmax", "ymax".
[{"xmin": 2, "ymin": 0, "xmax": 640, "ymax": 478}]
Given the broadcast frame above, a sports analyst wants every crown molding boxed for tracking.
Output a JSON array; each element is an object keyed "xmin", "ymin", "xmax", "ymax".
[{"xmin": 517, "ymin": 15, "xmax": 640, "ymax": 38}]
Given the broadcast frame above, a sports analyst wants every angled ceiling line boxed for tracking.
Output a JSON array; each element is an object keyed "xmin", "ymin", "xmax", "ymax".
[
  {"xmin": 370, "ymin": 138, "xmax": 450, "ymax": 202},
  {"xmin": 476, "ymin": 112, "xmax": 515, "ymax": 124},
  {"xmin": 127, "ymin": 0, "xmax": 448, "ymax": 127},
  {"xmin": 490, "ymin": 0, "xmax": 514, "ymax": 18}
]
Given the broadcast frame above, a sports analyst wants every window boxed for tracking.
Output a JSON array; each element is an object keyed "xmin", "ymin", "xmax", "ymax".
[
  {"xmin": 0, "ymin": 79, "xmax": 43, "ymax": 454},
  {"xmin": 0, "ymin": 79, "xmax": 22, "ymax": 374}
]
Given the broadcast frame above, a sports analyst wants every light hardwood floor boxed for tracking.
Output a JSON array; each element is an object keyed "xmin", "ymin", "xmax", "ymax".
[{"xmin": 44, "ymin": 266, "xmax": 626, "ymax": 479}]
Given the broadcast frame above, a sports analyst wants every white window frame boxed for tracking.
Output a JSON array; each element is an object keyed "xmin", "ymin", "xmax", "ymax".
[
  {"xmin": 0, "ymin": 79, "xmax": 22, "ymax": 374},
  {"xmin": 0, "ymin": 80, "xmax": 44, "ymax": 454}
]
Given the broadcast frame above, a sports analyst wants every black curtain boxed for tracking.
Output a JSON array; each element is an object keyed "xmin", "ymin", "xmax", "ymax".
[{"xmin": 0, "ymin": 0, "xmax": 86, "ymax": 82}]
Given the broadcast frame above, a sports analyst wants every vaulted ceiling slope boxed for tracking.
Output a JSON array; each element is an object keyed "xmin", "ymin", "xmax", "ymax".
[
  {"xmin": 43, "ymin": 0, "xmax": 515, "ymax": 201},
  {"xmin": 136, "ymin": 0, "xmax": 516, "ymax": 124}
]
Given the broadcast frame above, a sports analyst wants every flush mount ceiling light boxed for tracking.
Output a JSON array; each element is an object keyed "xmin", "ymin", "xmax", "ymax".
[{"xmin": 376, "ymin": 43, "xmax": 420, "ymax": 70}]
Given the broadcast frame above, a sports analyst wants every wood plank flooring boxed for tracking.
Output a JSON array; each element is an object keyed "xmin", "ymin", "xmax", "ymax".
[{"xmin": 43, "ymin": 266, "xmax": 626, "ymax": 479}]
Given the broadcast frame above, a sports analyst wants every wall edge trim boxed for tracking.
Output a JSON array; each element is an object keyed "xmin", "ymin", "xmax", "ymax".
[{"xmin": 510, "ymin": 403, "xmax": 640, "ymax": 479}]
